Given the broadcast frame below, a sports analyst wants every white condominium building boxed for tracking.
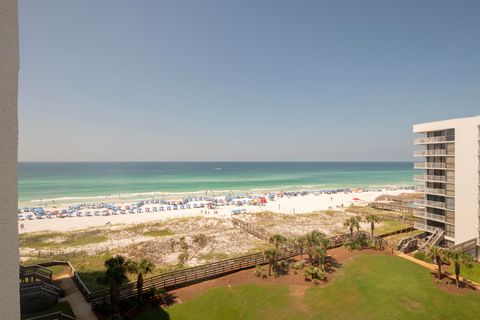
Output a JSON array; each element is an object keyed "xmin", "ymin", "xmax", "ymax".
[{"xmin": 413, "ymin": 115, "xmax": 480, "ymax": 247}]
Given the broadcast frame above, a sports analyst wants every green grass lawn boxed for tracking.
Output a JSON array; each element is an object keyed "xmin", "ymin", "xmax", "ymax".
[
  {"xmin": 46, "ymin": 265, "xmax": 68, "ymax": 276},
  {"xmin": 374, "ymin": 220, "xmax": 410, "ymax": 236},
  {"xmin": 138, "ymin": 254, "xmax": 480, "ymax": 320},
  {"xmin": 449, "ymin": 261, "xmax": 480, "ymax": 284}
]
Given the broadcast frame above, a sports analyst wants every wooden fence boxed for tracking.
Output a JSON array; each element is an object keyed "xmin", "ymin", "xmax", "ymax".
[
  {"xmin": 232, "ymin": 218, "xmax": 271, "ymax": 241},
  {"xmin": 36, "ymin": 261, "xmax": 92, "ymax": 302},
  {"xmin": 368, "ymin": 202, "xmax": 414, "ymax": 214},
  {"xmin": 19, "ymin": 265, "xmax": 52, "ymax": 283},
  {"xmin": 376, "ymin": 227, "xmax": 416, "ymax": 239},
  {"xmin": 88, "ymin": 247, "xmax": 300, "ymax": 308},
  {"xmin": 24, "ymin": 311, "xmax": 75, "ymax": 320},
  {"xmin": 346, "ymin": 206, "xmax": 416, "ymax": 223},
  {"xmin": 451, "ymin": 238, "xmax": 479, "ymax": 259}
]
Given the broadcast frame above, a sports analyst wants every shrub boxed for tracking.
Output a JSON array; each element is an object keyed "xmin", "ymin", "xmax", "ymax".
[
  {"xmin": 414, "ymin": 251, "xmax": 432, "ymax": 263},
  {"xmin": 304, "ymin": 266, "xmax": 325, "ymax": 281},
  {"xmin": 193, "ymin": 234, "xmax": 208, "ymax": 248},
  {"xmin": 254, "ymin": 265, "xmax": 267, "ymax": 279},
  {"xmin": 344, "ymin": 233, "xmax": 369, "ymax": 251},
  {"xmin": 291, "ymin": 261, "xmax": 305, "ymax": 270}
]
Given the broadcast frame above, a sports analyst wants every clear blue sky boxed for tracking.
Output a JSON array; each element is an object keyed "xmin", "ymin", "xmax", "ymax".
[{"xmin": 18, "ymin": 0, "xmax": 480, "ymax": 161}]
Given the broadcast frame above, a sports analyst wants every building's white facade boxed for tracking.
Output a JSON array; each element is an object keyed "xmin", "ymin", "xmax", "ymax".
[
  {"xmin": 0, "ymin": 0, "xmax": 20, "ymax": 318},
  {"xmin": 413, "ymin": 116, "xmax": 480, "ymax": 246}
]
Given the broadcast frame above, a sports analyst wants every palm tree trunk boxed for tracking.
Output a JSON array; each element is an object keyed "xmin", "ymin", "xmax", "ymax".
[
  {"xmin": 437, "ymin": 260, "xmax": 442, "ymax": 279},
  {"xmin": 371, "ymin": 223, "xmax": 374, "ymax": 239},
  {"xmin": 111, "ymin": 286, "xmax": 119, "ymax": 313},
  {"xmin": 268, "ymin": 262, "xmax": 272, "ymax": 276},
  {"xmin": 455, "ymin": 264, "xmax": 460, "ymax": 288},
  {"xmin": 137, "ymin": 272, "xmax": 144, "ymax": 304}
]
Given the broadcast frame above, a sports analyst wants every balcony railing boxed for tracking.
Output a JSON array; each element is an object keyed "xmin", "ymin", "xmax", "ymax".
[
  {"xmin": 424, "ymin": 187, "xmax": 446, "ymax": 196},
  {"xmin": 414, "ymin": 222, "xmax": 442, "ymax": 233},
  {"xmin": 425, "ymin": 199, "xmax": 447, "ymax": 209},
  {"xmin": 414, "ymin": 199, "xmax": 425, "ymax": 207},
  {"xmin": 413, "ymin": 150, "xmax": 452, "ymax": 157},
  {"xmin": 420, "ymin": 175, "xmax": 447, "ymax": 182},
  {"xmin": 414, "ymin": 174, "xmax": 425, "ymax": 181},
  {"xmin": 414, "ymin": 136, "xmax": 454, "ymax": 144},
  {"xmin": 413, "ymin": 209, "xmax": 447, "ymax": 222},
  {"xmin": 414, "ymin": 162, "xmax": 448, "ymax": 169}
]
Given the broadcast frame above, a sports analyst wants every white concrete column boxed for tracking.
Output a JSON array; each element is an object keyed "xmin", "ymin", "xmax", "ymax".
[{"xmin": 0, "ymin": 0, "xmax": 20, "ymax": 318}]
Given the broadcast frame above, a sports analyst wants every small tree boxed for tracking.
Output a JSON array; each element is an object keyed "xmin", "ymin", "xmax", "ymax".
[
  {"xmin": 365, "ymin": 214, "xmax": 380, "ymax": 239},
  {"xmin": 127, "ymin": 258, "xmax": 155, "ymax": 304},
  {"xmin": 293, "ymin": 235, "xmax": 307, "ymax": 259},
  {"xmin": 264, "ymin": 247, "xmax": 279, "ymax": 276},
  {"xmin": 427, "ymin": 246, "xmax": 445, "ymax": 279},
  {"xmin": 97, "ymin": 256, "xmax": 129, "ymax": 313},
  {"xmin": 445, "ymin": 249, "xmax": 473, "ymax": 288},
  {"xmin": 269, "ymin": 234, "xmax": 287, "ymax": 249},
  {"xmin": 344, "ymin": 217, "xmax": 360, "ymax": 238}
]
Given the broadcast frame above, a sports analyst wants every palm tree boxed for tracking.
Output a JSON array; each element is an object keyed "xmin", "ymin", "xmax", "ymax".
[
  {"xmin": 264, "ymin": 247, "xmax": 279, "ymax": 276},
  {"xmin": 354, "ymin": 216, "xmax": 363, "ymax": 232},
  {"xmin": 294, "ymin": 235, "xmax": 307, "ymax": 259},
  {"xmin": 427, "ymin": 246, "xmax": 445, "ymax": 279},
  {"xmin": 445, "ymin": 249, "xmax": 473, "ymax": 288},
  {"xmin": 269, "ymin": 234, "xmax": 287, "ymax": 249},
  {"xmin": 97, "ymin": 256, "xmax": 129, "ymax": 313},
  {"xmin": 127, "ymin": 258, "xmax": 155, "ymax": 304},
  {"xmin": 344, "ymin": 217, "xmax": 360, "ymax": 238},
  {"xmin": 365, "ymin": 214, "xmax": 380, "ymax": 239},
  {"xmin": 305, "ymin": 230, "xmax": 326, "ymax": 263}
]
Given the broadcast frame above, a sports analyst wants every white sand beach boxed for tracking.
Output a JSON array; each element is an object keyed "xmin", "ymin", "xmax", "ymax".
[{"xmin": 18, "ymin": 189, "xmax": 412, "ymax": 234}]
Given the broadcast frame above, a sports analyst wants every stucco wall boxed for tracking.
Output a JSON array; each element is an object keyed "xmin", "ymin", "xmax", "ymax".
[{"xmin": 0, "ymin": 0, "xmax": 20, "ymax": 318}]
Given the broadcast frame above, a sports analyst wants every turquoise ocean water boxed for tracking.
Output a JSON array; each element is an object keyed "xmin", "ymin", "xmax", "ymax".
[{"xmin": 18, "ymin": 162, "xmax": 414, "ymax": 203}]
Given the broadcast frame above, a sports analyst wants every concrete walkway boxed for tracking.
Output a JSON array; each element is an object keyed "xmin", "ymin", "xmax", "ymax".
[
  {"xmin": 396, "ymin": 252, "xmax": 480, "ymax": 290},
  {"xmin": 55, "ymin": 274, "xmax": 98, "ymax": 320}
]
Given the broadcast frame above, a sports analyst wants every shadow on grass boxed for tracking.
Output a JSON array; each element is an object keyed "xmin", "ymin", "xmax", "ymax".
[{"xmin": 77, "ymin": 270, "xmax": 109, "ymax": 291}]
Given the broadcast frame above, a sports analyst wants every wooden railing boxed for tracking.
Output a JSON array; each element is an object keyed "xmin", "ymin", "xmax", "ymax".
[
  {"xmin": 367, "ymin": 202, "xmax": 414, "ymax": 214},
  {"xmin": 20, "ymin": 283, "xmax": 60, "ymax": 304},
  {"xmin": 24, "ymin": 311, "xmax": 75, "ymax": 320},
  {"xmin": 376, "ymin": 227, "xmax": 415, "ymax": 239},
  {"xmin": 232, "ymin": 218, "xmax": 270, "ymax": 241},
  {"xmin": 89, "ymin": 247, "xmax": 300, "ymax": 308},
  {"xmin": 451, "ymin": 238, "xmax": 479, "ymax": 259},
  {"xmin": 20, "ymin": 265, "xmax": 52, "ymax": 283},
  {"xmin": 36, "ymin": 261, "xmax": 92, "ymax": 302}
]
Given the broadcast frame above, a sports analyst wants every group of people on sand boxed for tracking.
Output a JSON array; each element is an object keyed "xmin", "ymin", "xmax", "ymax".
[{"xmin": 201, "ymin": 209, "xmax": 219, "ymax": 215}]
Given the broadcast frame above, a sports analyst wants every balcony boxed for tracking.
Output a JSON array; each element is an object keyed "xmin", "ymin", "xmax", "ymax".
[
  {"xmin": 413, "ymin": 209, "xmax": 447, "ymax": 222},
  {"xmin": 414, "ymin": 199, "xmax": 425, "ymax": 208},
  {"xmin": 414, "ymin": 221, "xmax": 442, "ymax": 233},
  {"xmin": 414, "ymin": 136, "xmax": 454, "ymax": 144},
  {"xmin": 425, "ymin": 199, "xmax": 447, "ymax": 209},
  {"xmin": 415, "ymin": 185, "xmax": 425, "ymax": 192},
  {"xmin": 424, "ymin": 187, "xmax": 446, "ymax": 196},
  {"xmin": 416, "ymin": 175, "xmax": 448, "ymax": 182},
  {"xmin": 414, "ymin": 162, "xmax": 448, "ymax": 169},
  {"xmin": 413, "ymin": 150, "xmax": 452, "ymax": 157}
]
